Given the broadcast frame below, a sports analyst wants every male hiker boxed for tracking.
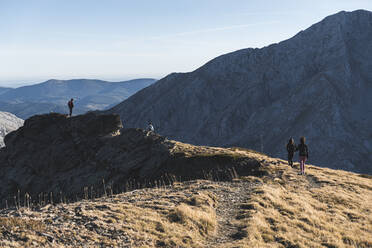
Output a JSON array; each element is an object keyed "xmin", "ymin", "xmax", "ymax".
[
  {"xmin": 286, "ymin": 138, "xmax": 296, "ymax": 167},
  {"xmin": 68, "ymin": 98, "xmax": 74, "ymax": 117}
]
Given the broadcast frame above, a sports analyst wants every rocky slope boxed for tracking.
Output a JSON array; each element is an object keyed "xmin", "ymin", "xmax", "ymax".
[
  {"xmin": 0, "ymin": 111, "xmax": 23, "ymax": 147},
  {"xmin": 0, "ymin": 78, "xmax": 156, "ymax": 119},
  {"xmin": 0, "ymin": 112, "xmax": 262, "ymax": 207},
  {"xmin": 106, "ymin": 10, "xmax": 372, "ymax": 174}
]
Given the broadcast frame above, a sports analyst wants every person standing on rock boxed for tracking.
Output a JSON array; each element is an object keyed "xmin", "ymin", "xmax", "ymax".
[
  {"xmin": 297, "ymin": 136, "xmax": 309, "ymax": 175},
  {"xmin": 286, "ymin": 138, "xmax": 296, "ymax": 168},
  {"xmin": 68, "ymin": 98, "xmax": 74, "ymax": 117}
]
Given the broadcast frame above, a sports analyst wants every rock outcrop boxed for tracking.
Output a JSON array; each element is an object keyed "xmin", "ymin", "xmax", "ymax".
[
  {"xmin": 106, "ymin": 10, "xmax": 372, "ymax": 174},
  {"xmin": 0, "ymin": 113, "xmax": 262, "ymax": 206},
  {"xmin": 0, "ymin": 111, "xmax": 23, "ymax": 147}
]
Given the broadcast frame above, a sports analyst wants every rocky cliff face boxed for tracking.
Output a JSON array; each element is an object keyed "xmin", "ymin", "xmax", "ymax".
[
  {"xmin": 106, "ymin": 10, "xmax": 372, "ymax": 174},
  {"xmin": 0, "ymin": 111, "xmax": 23, "ymax": 147},
  {"xmin": 0, "ymin": 113, "xmax": 261, "ymax": 206}
]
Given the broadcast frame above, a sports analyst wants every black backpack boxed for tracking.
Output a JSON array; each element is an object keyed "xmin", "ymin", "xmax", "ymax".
[
  {"xmin": 298, "ymin": 144, "xmax": 308, "ymax": 157},
  {"xmin": 287, "ymin": 143, "xmax": 296, "ymax": 153}
]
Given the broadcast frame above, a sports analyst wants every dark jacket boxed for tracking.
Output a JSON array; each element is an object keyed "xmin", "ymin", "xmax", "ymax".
[
  {"xmin": 286, "ymin": 143, "xmax": 297, "ymax": 155},
  {"xmin": 297, "ymin": 143, "xmax": 309, "ymax": 158},
  {"xmin": 68, "ymin": 100, "xmax": 74, "ymax": 109}
]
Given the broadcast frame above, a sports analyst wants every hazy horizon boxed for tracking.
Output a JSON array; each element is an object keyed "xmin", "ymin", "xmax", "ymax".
[
  {"xmin": 0, "ymin": 76, "xmax": 158, "ymax": 88},
  {"xmin": 1, "ymin": 0, "xmax": 372, "ymax": 87}
]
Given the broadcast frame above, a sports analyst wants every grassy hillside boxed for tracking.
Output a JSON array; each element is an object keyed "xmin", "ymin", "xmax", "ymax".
[{"xmin": 0, "ymin": 148, "xmax": 371, "ymax": 247}]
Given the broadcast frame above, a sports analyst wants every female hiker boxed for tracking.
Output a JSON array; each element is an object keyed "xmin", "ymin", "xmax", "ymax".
[
  {"xmin": 286, "ymin": 138, "xmax": 296, "ymax": 167},
  {"xmin": 297, "ymin": 136, "xmax": 309, "ymax": 175}
]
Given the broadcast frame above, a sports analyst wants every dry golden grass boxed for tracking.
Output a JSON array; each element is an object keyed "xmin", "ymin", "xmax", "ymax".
[
  {"xmin": 169, "ymin": 140, "xmax": 245, "ymax": 158},
  {"xmin": 0, "ymin": 181, "xmax": 218, "ymax": 247},
  {"xmin": 222, "ymin": 159, "xmax": 372, "ymax": 248},
  {"xmin": 0, "ymin": 146, "xmax": 371, "ymax": 248},
  {"xmin": 0, "ymin": 217, "xmax": 45, "ymax": 231},
  {"xmin": 0, "ymin": 217, "xmax": 48, "ymax": 247},
  {"xmin": 102, "ymin": 188, "xmax": 217, "ymax": 247}
]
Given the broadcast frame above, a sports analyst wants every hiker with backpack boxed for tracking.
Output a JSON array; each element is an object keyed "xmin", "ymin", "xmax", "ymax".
[
  {"xmin": 286, "ymin": 138, "xmax": 296, "ymax": 167},
  {"xmin": 68, "ymin": 98, "xmax": 74, "ymax": 117},
  {"xmin": 297, "ymin": 136, "xmax": 309, "ymax": 175}
]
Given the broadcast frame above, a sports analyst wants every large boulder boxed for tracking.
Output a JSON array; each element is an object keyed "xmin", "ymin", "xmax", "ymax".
[{"xmin": 0, "ymin": 113, "xmax": 262, "ymax": 207}]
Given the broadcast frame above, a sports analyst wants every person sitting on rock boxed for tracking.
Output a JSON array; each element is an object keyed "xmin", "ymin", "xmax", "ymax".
[
  {"xmin": 286, "ymin": 137, "xmax": 296, "ymax": 168},
  {"xmin": 297, "ymin": 136, "xmax": 309, "ymax": 175},
  {"xmin": 147, "ymin": 121, "xmax": 154, "ymax": 132},
  {"xmin": 68, "ymin": 98, "xmax": 74, "ymax": 117}
]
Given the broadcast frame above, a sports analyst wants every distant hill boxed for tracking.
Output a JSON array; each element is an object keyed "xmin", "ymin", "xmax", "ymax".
[
  {"xmin": 106, "ymin": 10, "xmax": 372, "ymax": 174},
  {"xmin": 0, "ymin": 101, "xmax": 72, "ymax": 120},
  {"xmin": 0, "ymin": 87, "xmax": 11, "ymax": 95},
  {"xmin": 0, "ymin": 111, "xmax": 23, "ymax": 147},
  {"xmin": 0, "ymin": 78, "xmax": 156, "ymax": 119}
]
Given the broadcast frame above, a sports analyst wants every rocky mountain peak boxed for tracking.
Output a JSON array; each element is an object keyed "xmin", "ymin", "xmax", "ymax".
[{"xmin": 105, "ymin": 10, "xmax": 372, "ymax": 174}]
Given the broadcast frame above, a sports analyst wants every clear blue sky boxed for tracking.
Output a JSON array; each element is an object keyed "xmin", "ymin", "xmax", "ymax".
[{"xmin": 1, "ymin": 0, "xmax": 372, "ymax": 86}]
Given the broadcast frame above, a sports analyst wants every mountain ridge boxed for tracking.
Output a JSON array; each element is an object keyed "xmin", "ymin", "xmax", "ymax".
[{"xmin": 105, "ymin": 10, "xmax": 372, "ymax": 174}]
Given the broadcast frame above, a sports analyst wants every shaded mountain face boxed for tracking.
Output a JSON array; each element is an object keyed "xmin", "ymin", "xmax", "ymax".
[
  {"xmin": 0, "ymin": 113, "xmax": 261, "ymax": 205},
  {"xmin": 0, "ymin": 111, "xmax": 23, "ymax": 147},
  {"xmin": 106, "ymin": 10, "xmax": 372, "ymax": 174},
  {"xmin": 0, "ymin": 78, "xmax": 156, "ymax": 119}
]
